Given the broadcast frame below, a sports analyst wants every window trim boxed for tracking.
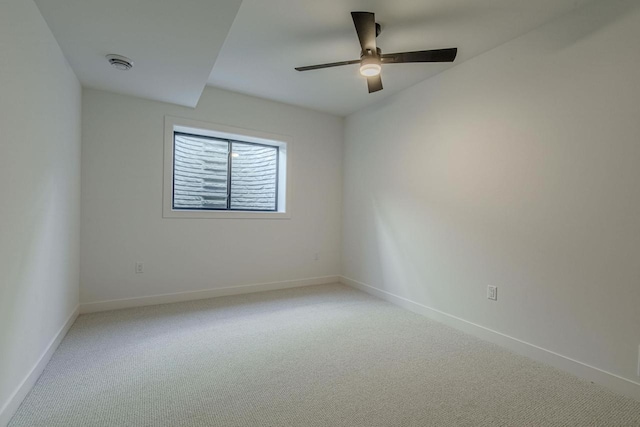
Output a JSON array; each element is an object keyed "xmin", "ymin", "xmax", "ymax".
[{"xmin": 163, "ymin": 116, "xmax": 292, "ymax": 219}]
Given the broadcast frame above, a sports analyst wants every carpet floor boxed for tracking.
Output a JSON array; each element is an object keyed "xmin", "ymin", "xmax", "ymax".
[{"xmin": 9, "ymin": 284, "xmax": 640, "ymax": 426}]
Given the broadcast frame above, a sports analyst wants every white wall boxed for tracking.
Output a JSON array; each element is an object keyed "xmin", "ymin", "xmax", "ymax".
[
  {"xmin": 81, "ymin": 88, "xmax": 342, "ymax": 305},
  {"xmin": 0, "ymin": 0, "xmax": 81, "ymax": 423},
  {"xmin": 343, "ymin": 0, "xmax": 640, "ymax": 390}
]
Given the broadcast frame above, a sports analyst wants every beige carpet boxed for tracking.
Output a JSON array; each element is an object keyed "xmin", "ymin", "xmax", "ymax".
[{"xmin": 9, "ymin": 284, "xmax": 640, "ymax": 426}]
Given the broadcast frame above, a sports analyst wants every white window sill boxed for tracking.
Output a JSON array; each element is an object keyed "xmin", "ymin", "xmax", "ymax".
[{"xmin": 163, "ymin": 209, "xmax": 291, "ymax": 220}]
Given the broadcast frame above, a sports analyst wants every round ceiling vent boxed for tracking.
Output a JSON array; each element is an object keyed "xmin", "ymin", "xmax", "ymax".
[{"xmin": 106, "ymin": 54, "xmax": 134, "ymax": 71}]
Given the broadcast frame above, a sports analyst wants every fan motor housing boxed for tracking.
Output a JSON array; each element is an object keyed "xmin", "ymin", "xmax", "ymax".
[{"xmin": 361, "ymin": 47, "xmax": 382, "ymax": 59}]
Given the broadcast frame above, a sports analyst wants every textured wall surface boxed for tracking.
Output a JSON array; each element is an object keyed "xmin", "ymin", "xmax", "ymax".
[
  {"xmin": 173, "ymin": 134, "xmax": 229, "ymax": 209},
  {"xmin": 230, "ymin": 142, "xmax": 278, "ymax": 211}
]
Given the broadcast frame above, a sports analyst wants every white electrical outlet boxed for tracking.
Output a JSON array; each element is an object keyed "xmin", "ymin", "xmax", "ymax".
[
  {"xmin": 135, "ymin": 262, "xmax": 143, "ymax": 274},
  {"xmin": 487, "ymin": 285, "xmax": 498, "ymax": 301}
]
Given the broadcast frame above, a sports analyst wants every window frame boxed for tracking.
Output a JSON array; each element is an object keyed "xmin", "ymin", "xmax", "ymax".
[
  {"xmin": 173, "ymin": 132, "xmax": 280, "ymax": 212},
  {"xmin": 163, "ymin": 116, "xmax": 291, "ymax": 219}
]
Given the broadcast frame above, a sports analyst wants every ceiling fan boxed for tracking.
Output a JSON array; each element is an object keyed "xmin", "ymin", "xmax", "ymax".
[{"xmin": 295, "ymin": 11, "xmax": 458, "ymax": 93}]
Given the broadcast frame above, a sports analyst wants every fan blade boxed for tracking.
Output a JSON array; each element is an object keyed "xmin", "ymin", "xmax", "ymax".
[
  {"xmin": 295, "ymin": 59, "xmax": 360, "ymax": 72},
  {"xmin": 351, "ymin": 12, "xmax": 377, "ymax": 52},
  {"xmin": 381, "ymin": 48, "xmax": 457, "ymax": 63},
  {"xmin": 367, "ymin": 75, "xmax": 383, "ymax": 93}
]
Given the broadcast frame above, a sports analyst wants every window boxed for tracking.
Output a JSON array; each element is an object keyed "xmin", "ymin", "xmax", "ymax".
[
  {"xmin": 164, "ymin": 117, "xmax": 290, "ymax": 219},
  {"xmin": 173, "ymin": 133, "xmax": 279, "ymax": 211}
]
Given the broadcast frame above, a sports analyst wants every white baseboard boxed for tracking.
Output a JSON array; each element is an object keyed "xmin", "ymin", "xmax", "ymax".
[
  {"xmin": 0, "ymin": 305, "xmax": 79, "ymax": 427},
  {"xmin": 340, "ymin": 276, "xmax": 640, "ymax": 402},
  {"xmin": 80, "ymin": 275, "xmax": 341, "ymax": 314}
]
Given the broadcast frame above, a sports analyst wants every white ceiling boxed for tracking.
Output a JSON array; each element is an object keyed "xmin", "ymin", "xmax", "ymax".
[
  {"xmin": 34, "ymin": 0, "xmax": 242, "ymax": 107},
  {"xmin": 35, "ymin": 0, "xmax": 592, "ymax": 115},
  {"xmin": 208, "ymin": 0, "xmax": 593, "ymax": 116}
]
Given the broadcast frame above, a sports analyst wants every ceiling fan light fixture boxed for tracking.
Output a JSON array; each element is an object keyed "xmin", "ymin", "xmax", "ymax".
[
  {"xmin": 359, "ymin": 58, "xmax": 381, "ymax": 77},
  {"xmin": 295, "ymin": 11, "xmax": 457, "ymax": 94}
]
